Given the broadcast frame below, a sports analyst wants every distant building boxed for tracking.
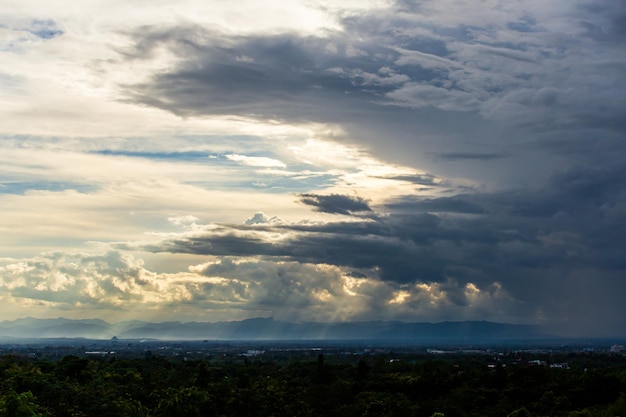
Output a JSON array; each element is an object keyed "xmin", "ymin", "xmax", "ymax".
[
  {"xmin": 240, "ymin": 349, "xmax": 265, "ymax": 357},
  {"xmin": 610, "ymin": 344, "xmax": 625, "ymax": 353},
  {"xmin": 550, "ymin": 363, "xmax": 569, "ymax": 369}
]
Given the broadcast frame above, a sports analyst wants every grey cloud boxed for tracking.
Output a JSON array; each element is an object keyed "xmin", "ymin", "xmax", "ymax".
[
  {"xmin": 118, "ymin": 20, "xmax": 476, "ymax": 132},
  {"xmin": 385, "ymin": 82, "xmax": 480, "ymax": 111},
  {"xmin": 507, "ymin": 17, "xmax": 537, "ymax": 33},
  {"xmin": 117, "ymin": 2, "xmax": 626, "ymax": 187},
  {"xmin": 375, "ymin": 173, "xmax": 441, "ymax": 186},
  {"xmin": 388, "ymin": 196, "xmax": 485, "ymax": 214},
  {"xmin": 299, "ymin": 193, "xmax": 373, "ymax": 215},
  {"xmin": 141, "ymin": 232, "xmax": 284, "ymax": 258},
  {"xmin": 122, "ymin": 28, "xmax": 402, "ymax": 121},
  {"xmin": 472, "ymin": 44, "xmax": 538, "ymax": 64},
  {"xmin": 577, "ymin": 1, "xmax": 626, "ymax": 42},
  {"xmin": 432, "ymin": 151, "xmax": 510, "ymax": 161}
]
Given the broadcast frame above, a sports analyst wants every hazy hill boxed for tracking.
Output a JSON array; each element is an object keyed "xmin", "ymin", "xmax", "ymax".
[{"xmin": 0, "ymin": 317, "xmax": 552, "ymax": 342}]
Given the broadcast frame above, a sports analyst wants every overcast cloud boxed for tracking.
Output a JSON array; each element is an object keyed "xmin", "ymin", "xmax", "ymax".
[{"xmin": 0, "ymin": 0, "xmax": 625, "ymax": 336}]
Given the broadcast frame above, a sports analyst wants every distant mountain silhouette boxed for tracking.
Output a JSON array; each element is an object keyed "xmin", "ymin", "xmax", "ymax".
[{"xmin": 0, "ymin": 317, "xmax": 554, "ymax": 342}]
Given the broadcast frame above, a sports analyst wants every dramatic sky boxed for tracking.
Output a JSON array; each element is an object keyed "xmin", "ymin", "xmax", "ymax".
[{"xmin": 1, "ymin": 0, "xmax": 625, "ymax": 336}]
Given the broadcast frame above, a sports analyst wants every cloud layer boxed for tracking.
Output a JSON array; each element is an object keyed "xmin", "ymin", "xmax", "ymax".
[{"xmin": 0, "ymin": 0, "xmax": 625, "ymax": 336}]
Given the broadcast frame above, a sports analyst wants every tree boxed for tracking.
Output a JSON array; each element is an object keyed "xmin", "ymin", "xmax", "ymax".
[
  {"xmin": 0, "ymin": 391, "xmax": 49, "ymax": 417},
  {"xmin": 507, "ymin": 407, "xmax": 530, "ymax": 417}
]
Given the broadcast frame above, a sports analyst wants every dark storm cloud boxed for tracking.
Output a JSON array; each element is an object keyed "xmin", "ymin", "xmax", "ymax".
[
  {"xmin": 122, "ymin": 161, "xmax": 626, "ymax": 333},
  {"xmin": 128, "ymin": 216, "xmax": 450, "ymax": 283},
  {"xmin": 298, "ymin": 193, "xmax": 373, "ymax": 215},
  {"xmin": 112, "ymin": 0, "xmax": 626, "ymax": 334},
  {"xmin": 134, "ymin": 163, "xmax": 626, "ymax": 278},
  {"xmin": 118, "ymin": 1, "xmax": 626, "ymax": 186}
]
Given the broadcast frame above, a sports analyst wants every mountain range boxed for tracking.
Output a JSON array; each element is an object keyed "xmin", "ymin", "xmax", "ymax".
[{"xmin": 0, "ymin": 317, "xmax": 557, "ymax": 342}]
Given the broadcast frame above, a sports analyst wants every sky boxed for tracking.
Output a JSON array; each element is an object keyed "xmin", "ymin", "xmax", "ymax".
[{"xmin": 1, "ymin": 0, "xmax": 625, "ymax": 336}]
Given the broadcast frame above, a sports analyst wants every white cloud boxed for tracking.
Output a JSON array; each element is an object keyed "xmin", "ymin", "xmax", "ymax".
[
  {"xmin": 225, "ymin": 154, "xmax": 287, "ymax": 168},
  {"xmin": 244, "ymin": 212, "xmax": 284, "ymax": 225},
  {"xmin": 0, "ymin": 249, "xmax": 520, "ymax": 323}
]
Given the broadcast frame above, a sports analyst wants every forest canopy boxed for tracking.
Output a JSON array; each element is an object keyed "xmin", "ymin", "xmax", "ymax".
[{"xmin": 1, "ymin": 351, "xmax": 626, "ymax": 417}]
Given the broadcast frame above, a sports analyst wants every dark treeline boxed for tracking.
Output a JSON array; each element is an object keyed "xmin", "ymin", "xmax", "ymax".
[{"xmin": 1, "ymin": 352, "xmax": 626, "ymax": 416}]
